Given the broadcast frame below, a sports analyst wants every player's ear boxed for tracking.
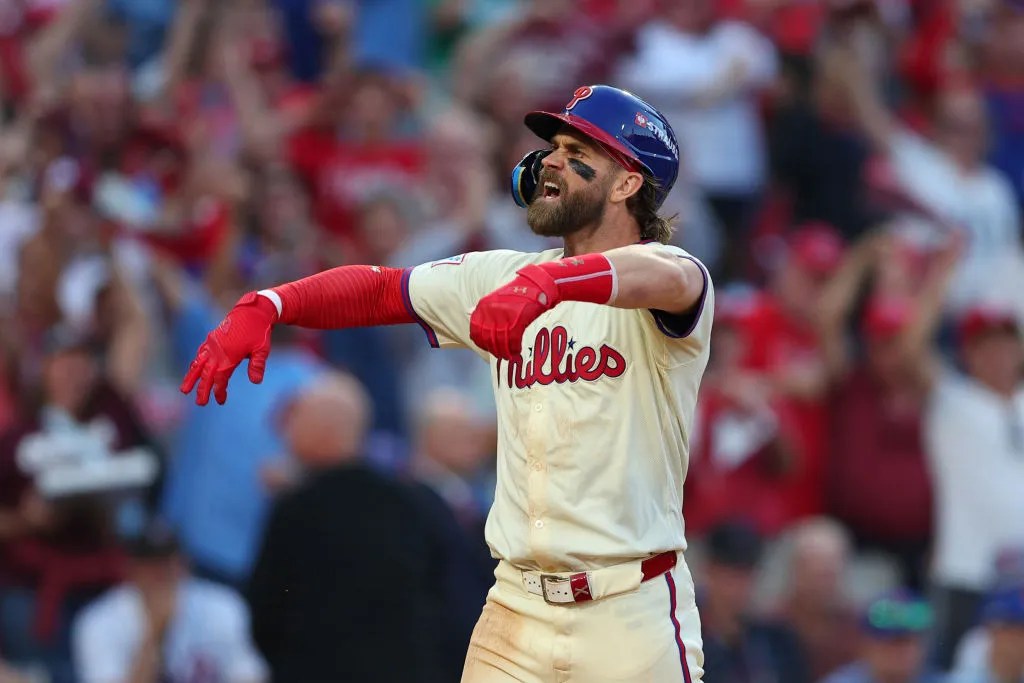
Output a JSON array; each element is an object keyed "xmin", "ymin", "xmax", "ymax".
[{"xmin": 608, "ymin": 170, "xmax": 644, "ymax": 205}]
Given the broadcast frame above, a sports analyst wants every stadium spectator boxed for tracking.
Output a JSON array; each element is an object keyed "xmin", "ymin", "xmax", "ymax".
[
  {"xmin": 951, "ymin": 548, "xmax": 1024, "ymax": 677},
  {"xmin": 686, "ymin": 291, "xmax": 800, "ymax": 537},
  {"xmin": 925, "ymin": 305, "xmax": 1024, "ymax": 669},
  {"xmin": 72, "ymin": 518, "xmax": 267, "ymax": 683},
  {"xmin": 819, "ymin": 231, "xmax": 962, "ymax": 590},
  {"xmin": 698, "ymin": 520, "xmax": 810, "ymax": 683},
  {"xmin": 821, "ymin": 589, "xmax": 941, "ymax": 683},
  {"xmin": 409, "ymin": 388, "xmax": 496, "ymax": 573},
  {"xmin": 769, "ymin": 517, "xmax": 860, "ymax": 680},
  {"xmin": 614, "ymin": 0, "xmax": 778, "ymax": 282},
  {"xmin": 767, "ymin": 22, "xmax": 882, "ymax": 243},
  {"xmin": 0, "ymin": 319, "xmax": 158, "ymax": 683},
  {"xmin": 746, "ymin": 223, "xmax": 847, "ymax": 521},
  {"xmin": 247, "ymin": 372, "xmax": 474, "ymax": 683},
  {"xmin": 153, "ymin": 257, "xmax": 324, "ymax": 589},
  {"xmin": 453, "ymin": 0, "xmax": 633, "ymax": 132},
  {"xmin": 949, "ymin": 581, "xmax": 1024, "ymax": 683},
  {"xmin": 842, "ymin": 31, "xmax": 1024, "ymax": 320},
  {"xmin": 286, "ymin": 65, "xmax": 424, "ymax": 259}
]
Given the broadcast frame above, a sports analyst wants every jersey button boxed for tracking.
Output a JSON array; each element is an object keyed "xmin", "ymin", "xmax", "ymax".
[
  {"xmin": 534, "ymin": 519, "xmax": 544, "ymax": 529},
  {"xmin": 534, "ymin": 403, "xmax": 543, "ymax": 412}
]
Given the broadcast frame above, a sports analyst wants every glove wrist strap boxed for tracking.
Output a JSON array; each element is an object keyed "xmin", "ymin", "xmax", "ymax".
[
  {"xmin": 257, "ymin": 290, "xmax": 283, "ymax": 319},
  {"xmin": 521, "ymin": 253, "xmax": 617, "ymax": 306}
]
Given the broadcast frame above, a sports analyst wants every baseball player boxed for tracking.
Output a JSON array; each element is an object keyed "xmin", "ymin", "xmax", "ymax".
[{"xmin": 181, "ymin": 84, "xmax": 712, "ymax": 683}]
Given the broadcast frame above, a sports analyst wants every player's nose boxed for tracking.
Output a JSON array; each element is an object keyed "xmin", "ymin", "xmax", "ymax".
[{"xmin": 540, "ymin": 150, "xmax": 565, "ymax": 171}]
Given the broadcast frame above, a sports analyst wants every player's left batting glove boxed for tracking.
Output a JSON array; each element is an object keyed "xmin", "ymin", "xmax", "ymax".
[
  {"xmin": 470, "ymin": 254, "xmax": 617, "ymax": 360},
  {"xmin": 180, "ymin": 292, "xmax": 278, "ymax": 406}
]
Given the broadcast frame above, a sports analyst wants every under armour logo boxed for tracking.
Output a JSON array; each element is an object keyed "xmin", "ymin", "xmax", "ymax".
[
  {"xmin": 513, "ymin": 286, "xmax": 528, "ymax": 294},
  {"xmin": 371, "ymin": 266, "xmax": 381, "ymax": 273},
  {"xmin": 574, "ymin": 585, "xmax": 591, "ymax": 599},
  {"xmin": 569, "ymin": 258, "xmax": 584, "ymax": 266}
]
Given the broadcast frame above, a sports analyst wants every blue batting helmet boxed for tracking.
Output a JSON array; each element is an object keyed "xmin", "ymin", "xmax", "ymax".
[{"xmin": 520, "ymin": 85, "xmax": 680, "ymax": 210}]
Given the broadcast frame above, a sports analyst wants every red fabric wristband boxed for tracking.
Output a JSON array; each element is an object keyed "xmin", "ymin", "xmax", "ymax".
[{"xmin": 518, "ymin": 253, "xmax": 617, "ymax": 306}]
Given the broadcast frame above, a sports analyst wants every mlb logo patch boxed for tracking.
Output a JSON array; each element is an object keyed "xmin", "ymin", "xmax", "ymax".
[{"xmin": 431, "ymin": 254, "xmax": 466, "ymax": 267}]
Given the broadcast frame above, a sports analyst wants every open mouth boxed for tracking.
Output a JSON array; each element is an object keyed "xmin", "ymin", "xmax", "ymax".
[{"xmin": 541, "ymin": 182, "xmax": 561, "ymax": 200}]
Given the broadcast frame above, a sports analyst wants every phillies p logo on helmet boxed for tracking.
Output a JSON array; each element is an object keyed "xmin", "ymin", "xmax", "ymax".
[{"xmin": 565, "ymin": 86, "xmax": 593, "ymax": 112}]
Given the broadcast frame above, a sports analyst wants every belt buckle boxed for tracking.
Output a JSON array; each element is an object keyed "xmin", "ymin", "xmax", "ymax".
[{"xmin": 539, "ymin": 574, "xmax": 573, "ymax": 605}]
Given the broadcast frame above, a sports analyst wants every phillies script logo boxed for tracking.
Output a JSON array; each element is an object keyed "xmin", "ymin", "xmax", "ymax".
[{"xmin": 496, "ymin": 325, "xmax": 626, "ymax": 389}]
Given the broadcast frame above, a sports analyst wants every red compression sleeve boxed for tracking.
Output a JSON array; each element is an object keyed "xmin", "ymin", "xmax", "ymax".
[
  {"xmin": 518, "ymin": 253, "xmax": 617, "ymax": 305},
  {"xmin": 269, "ymin": 265, "xmax": 414, "ymax": 329}
]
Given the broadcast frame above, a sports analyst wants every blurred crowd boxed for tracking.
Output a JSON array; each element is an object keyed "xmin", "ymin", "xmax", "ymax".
[{"xmin": 0, "ymin": 0, "xmax": 1022, "ymax": 682}]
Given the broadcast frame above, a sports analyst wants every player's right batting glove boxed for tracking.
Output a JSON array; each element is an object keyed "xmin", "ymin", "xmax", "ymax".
[
  {"xmin": 180, "ymin": 292, "xmax": 278, "ymax": 406},
  {"xmin": 470, "ymin": 265, "xmax": 561, "ymax": 360}
]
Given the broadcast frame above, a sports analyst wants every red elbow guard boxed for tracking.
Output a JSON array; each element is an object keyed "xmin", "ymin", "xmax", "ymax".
[{"xmin": 270, "ymin": 265, "xmax": 415, "ymax": 329}]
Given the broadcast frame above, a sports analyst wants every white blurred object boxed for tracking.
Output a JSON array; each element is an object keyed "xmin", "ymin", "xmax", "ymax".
[
  {"xmin": 710, "ymin": 410, "xmax": 779, "ymax": 470},
  {"xmin": 16, "ymin": 411, "xmax": 159, "ymax": 499},
  {"xmin": 92, "ymin": 173, "xmax": 161, "ymax": 231},
  {"xmin": 952, "ymin": 627, "xmax": 990, "ymax": 679},
  {"xmin": 887, "ymin": 130, "xmax": 1024, "ymax": 318},
  {"xmin": 34, "ymin": 447, "xmax": 158, "ymax": 499},
  {"xmin": 56, "ymin": 254, "xmax": 110, "ymax": 330},
  {"xmin": 614, "ymin": 18, "xmax": 778, "ymax": 197},
  {"xmin": 950, "ymin": 249, "xmax": 1024, "ymax": 328},
  {"xmin": 43, "ymin": 157, "xmax": 80, "ymax": 194},
  {"xmin": 0, "ymin": 200, "xmax": 40, "ymax": 297},
  {"xmin": 131, "ymin": 57, "xmax": 166, "ymax": 103},
  {"xmin": 17, "ymin": 414, "xmax": 119, "ymax": 472}
]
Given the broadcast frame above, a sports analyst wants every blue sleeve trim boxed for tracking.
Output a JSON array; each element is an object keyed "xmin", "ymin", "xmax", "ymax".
[
  {"xmin": 401, "ymin": 267, "xmax": 440, "ymax": 348},
  {"xmin": 649, "ymin": 256, "xmax": 709, "ymax": 339}
]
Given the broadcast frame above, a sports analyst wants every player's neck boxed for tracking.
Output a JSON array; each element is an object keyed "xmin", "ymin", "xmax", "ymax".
[{"xmin": 561, "ymin": 215, "xmax": 642, "ymax": 257}]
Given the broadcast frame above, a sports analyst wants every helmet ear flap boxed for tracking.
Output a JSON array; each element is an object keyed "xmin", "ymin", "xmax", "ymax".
[{"xmin": 510, "ymin": 149, "xmax": 551, "ymax": 208}]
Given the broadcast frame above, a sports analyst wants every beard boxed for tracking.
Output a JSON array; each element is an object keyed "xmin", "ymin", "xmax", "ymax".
[{"xmin": 526, "ymin": 175, "xmax": 609, "ymax": 238}]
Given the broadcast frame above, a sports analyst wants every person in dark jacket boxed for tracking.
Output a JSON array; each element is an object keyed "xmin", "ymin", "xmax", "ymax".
[
  {"xmin": 246, "ymin": 372, "xmax": 480, "ymax": 683},
  {"xmin": 699, "ymin": 520, "xmax": 811, "ymax": 683}
]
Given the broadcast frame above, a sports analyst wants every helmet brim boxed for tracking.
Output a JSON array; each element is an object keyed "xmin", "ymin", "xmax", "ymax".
[{"xmin": 524, "ymin": 111, "xmax": 647, "ymax": 175}]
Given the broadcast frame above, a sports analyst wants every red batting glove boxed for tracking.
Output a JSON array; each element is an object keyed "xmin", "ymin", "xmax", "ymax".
[
  {"xmin": 470, "ymin": 265, "xmax": 561, "ymax": 360},
  {"xmin": 180, "ymin": 292, "xmax": 278, "ymax": 406}
]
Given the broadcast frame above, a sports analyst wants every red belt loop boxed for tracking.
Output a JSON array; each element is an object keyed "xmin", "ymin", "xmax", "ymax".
[
  {"xmin": 569, "ymin": 572, "xmax": 593, "ymax": 602},
  {"xmin": 640, "ymin": 550, "xmax": 677, "ymax": 582}
]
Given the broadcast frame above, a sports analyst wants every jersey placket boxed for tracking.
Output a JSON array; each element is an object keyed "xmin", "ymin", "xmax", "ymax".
[{"xmin": 524, "ymin": 389, "xmax": 551, "ymax": 563}]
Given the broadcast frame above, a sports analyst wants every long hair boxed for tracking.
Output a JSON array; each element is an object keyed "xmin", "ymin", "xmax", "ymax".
[{"xmin": 626, "ymin": 175, "xmax": 677, "ymax": 244}]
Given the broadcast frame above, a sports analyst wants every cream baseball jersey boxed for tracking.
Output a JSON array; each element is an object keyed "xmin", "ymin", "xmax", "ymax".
[{"xmin": 404, "ymin": 244, "xmax": 714, "ymax": 572}]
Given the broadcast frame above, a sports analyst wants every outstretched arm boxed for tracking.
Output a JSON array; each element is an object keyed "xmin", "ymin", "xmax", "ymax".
[{"xmin": 180, "ymin": 265, "xmax": 415, "ymax": 405}]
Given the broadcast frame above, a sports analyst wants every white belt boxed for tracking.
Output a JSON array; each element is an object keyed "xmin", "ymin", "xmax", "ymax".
[{"xmin": 518, "ymin": 551, "xmax": 678, "ymax": 605}]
